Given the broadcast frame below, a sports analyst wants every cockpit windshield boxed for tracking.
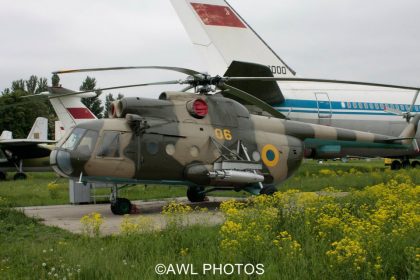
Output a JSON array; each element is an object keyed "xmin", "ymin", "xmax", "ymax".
[
  {"xmin": 76, "ymin": 130, "xmax": 98, "ymax": 157},
  {"xmin": 62, "ymin": 128, "xmax": 86, "ymax": 150},
  {"xmin": 61, "ymin": 128, "xmax": 98, "ymax": 157}
]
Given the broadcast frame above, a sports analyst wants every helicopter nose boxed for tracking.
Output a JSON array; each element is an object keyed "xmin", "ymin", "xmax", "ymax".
[{"xmin": 50, "ymin": 149, "xmax": 73, "ymax": 177}]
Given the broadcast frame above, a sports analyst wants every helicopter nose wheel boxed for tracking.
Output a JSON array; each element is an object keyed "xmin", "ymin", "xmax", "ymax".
[
  {"xmin": 187, "ymin": 186, "xmax": 207, "ymax": 202},
  {"xmin": 110, "ymin": 198, "xmax": 132, "ymax": 215},
  {"xmin": 109, "ymin": 184, "xmax": 133, "ymax": 215}
]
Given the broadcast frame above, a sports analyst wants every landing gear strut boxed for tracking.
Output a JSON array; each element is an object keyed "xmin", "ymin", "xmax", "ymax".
[
  {"xmin": 187, "ymin": 186, "xmax": 207, "ymax": 202},
  {"xmin": 13, "ymin": 160, "xmax": 27, "ymax": 180},
  {"xmin": 109, "ymin": 184, "xmax": 133, "ymax": 215}
]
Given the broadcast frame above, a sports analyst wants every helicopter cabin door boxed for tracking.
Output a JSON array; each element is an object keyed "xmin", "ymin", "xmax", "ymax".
[
  {"xmin": 85, "ymin": 130, "xmax": 136, "ymax": 179},
  {"xmin": 315, "ymin": 92, "xmax": 332, "ymax": 125}
]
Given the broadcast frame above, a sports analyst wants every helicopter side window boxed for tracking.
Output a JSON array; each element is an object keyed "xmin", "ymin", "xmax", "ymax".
[
  {"xmin": 62, "ymin": 128, "xmax": 86, "ymax": 151},
  {"xmin": 75, "ymin": 130, "xmax": 98, "ymax": 157},
  {"xmin": 97, "ymin": 131, "xmax": 120, "ymax": 158}
]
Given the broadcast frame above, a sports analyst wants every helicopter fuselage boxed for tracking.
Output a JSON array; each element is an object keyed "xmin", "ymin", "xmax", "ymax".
[{"xmin": 50, "ymin": 92, "xmax": 304, "ymax": 189}]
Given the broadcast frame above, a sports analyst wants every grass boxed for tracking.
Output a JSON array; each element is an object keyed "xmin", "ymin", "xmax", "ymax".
[
  {"xmin": 1, "ymin": 158, "xmax": 417, "ymax": 207},
  {"xmin": 0, "ymin": 159, "xmax": 419, "ymax": 279}
]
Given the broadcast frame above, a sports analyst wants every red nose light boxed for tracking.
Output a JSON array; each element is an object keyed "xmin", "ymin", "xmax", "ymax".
[{"xmin": 188, "ymin": 99, "xmax": 208, "ymax": 118}]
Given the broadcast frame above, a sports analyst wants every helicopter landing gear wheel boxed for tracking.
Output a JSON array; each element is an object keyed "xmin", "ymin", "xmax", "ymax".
[
  {"xmin": 390, "ymin": 160, "xmax": 402, "ymax": 170},
  {"xmin": 110, "ymin": 198, "xmax": 132, "ymax": 215},
  {"xmin": 187, "ymin": 186, "xmax": 206, "ymax": 202},
  {"xmin": 0, "ymin": 171, "xmax": 6, "ymax": 181},
  {"xmin": 411, "ymin": 160, "xmax": 420, "ymax": 168},
  {"xmin": 260, "ymin": 185, "xmax": 277, "ymax": 195},
  {"xmin": 13, "ymin": 172, "xmax": 27, "ymax": 180}
]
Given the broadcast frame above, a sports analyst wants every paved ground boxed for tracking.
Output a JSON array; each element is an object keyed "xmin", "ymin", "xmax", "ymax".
[{"xmin": 18, "ymin": 197, "xmax": 233, "ymax": 235}]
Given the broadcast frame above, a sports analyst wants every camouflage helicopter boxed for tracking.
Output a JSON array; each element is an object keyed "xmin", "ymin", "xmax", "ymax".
[{"xmin": 50, "ymin": 66, "xmax": 420, "ymax": 215}]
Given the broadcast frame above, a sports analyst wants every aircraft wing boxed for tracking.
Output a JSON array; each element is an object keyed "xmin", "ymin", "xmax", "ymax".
[
  {"xmin": 0, "ymin": 139, "xmax": 55, "ymax": 160},
  {"xmin": 0, "ymin": 139, "xmax": 56, "ymax": 146}
]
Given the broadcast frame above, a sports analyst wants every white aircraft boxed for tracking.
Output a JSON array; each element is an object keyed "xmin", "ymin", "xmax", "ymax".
[
  {"xmin": 0, "ymin": 88, "xmax": 97, "ymax": 180},
  {"xmin": 170, "ymin": 0, "xmax": 420, "ymax": 169},
  {"xmin": 0, "ymin": 117, "xmax": 55, "ymax": 180}
]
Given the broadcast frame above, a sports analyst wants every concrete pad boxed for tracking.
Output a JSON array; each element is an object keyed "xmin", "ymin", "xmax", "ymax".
[{"xmin": 17, "ymin": 197, "xmax": 236, "ymax": 235}]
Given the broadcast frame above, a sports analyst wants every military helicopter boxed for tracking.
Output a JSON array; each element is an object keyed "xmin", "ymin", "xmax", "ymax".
[{"xmin": 50, "ymin": 66, "xmax": 420, "ymax": 215}]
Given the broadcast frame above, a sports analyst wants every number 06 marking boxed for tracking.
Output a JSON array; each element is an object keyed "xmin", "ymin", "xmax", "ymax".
[{"xmin": 215, "ymin": 128, "xmax": 233, "ymax": 140}]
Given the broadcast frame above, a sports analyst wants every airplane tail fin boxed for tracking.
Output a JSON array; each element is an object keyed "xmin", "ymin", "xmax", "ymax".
[
  {"xmin": 27, "ymin": 117, "xmax": 48, "ymax": 140},
  {"xmin": 170, "ymin": 0, "xmax": 295, "ymax": 77},
  {"xmin": 0, "ymin": 131, "xmax": 12, "ymax": 140},
  {"xmin": 46, "ymin": 87, "xmax": 97, "ymax": 132}
]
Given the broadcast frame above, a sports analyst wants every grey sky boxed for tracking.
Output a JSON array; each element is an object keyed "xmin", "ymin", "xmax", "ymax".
[{"xmin": 1, "ymin": 0, "xmax": 419, "ymax": 98}]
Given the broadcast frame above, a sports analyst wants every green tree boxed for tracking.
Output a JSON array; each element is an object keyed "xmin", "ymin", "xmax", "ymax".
[
  {"xmin": 104, "ymin": 93, "xmax": 124, "ymax": 118},
  {"xmin": 51, "ymin": 74, "xmax": 60, "ymax": 87},
  {"xmin": 80, "ymin": 76, "xmax": 104, "ymax": 119},
  {"xmin": 25, "ymin": 75, "xmax": 38, "ymax": 95},
  {"xmin": 11, "ymin": 80, "xmax": 25, "ymax": 92},
  {"xmin": 0, "ymin": 75, "xmax": 54, "ymax": 139},
  {"xmin": 37, "ymin": 78, "xmax": 48, "ymax": 94}
]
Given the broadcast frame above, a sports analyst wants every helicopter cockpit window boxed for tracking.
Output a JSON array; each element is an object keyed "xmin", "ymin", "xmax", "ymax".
[
  {"xmin": 97, "ymin": 131, "xmax": 120, "ymax": 158},
  {"xmin": 62, "ymin": 128, "xmax": 86, "ymax": 151},
  {"xmin": 75, "ymin": 130, "xmax": 98, "ymax": 157}
]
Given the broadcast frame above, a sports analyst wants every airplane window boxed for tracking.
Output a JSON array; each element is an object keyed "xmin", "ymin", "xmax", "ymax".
[
  {"xmin": 75, "ymin": 130, "xmax": 98, "ymax": 157},
  {"xmin": 62, "ymin": 128, "xmax": 86, "ymax": 151},
  {"xmin": 374, "ymin": 103, "xmax": 379, "ymax": 109},
  {"xmin": 97, "ymin": 131, "xmax": 120, "ymax": 158}
]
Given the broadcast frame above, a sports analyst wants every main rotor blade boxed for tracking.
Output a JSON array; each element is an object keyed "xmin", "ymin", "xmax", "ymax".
[
  {"xmin": 220, "ymin": 84, "xmax": 286, "ymax": 119},
  {"xmin": 224, "ymin": 77, "xmax": 420, "ymax": 91},
  {"xmin": 66, "ymin": 80, "xmax": 182, "ymax": 96},
  {"xmin": 53, "ymin": 66, "xmax": 203, "ymax": 77}
]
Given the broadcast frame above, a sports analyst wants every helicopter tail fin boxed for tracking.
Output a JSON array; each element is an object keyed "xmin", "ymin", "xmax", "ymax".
[
  {"xmin": 170, "ymin": 0, "xmax": 295, "ymax": 77},
  {"xmin": 47, "ymin": 87, "xmax": 96, "ymax": 132}
]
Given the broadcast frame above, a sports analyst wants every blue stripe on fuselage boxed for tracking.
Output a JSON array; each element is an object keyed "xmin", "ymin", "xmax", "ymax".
[{"xmin": 272, "ymin": 99, "xmax": 418, "ymax": 116}]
